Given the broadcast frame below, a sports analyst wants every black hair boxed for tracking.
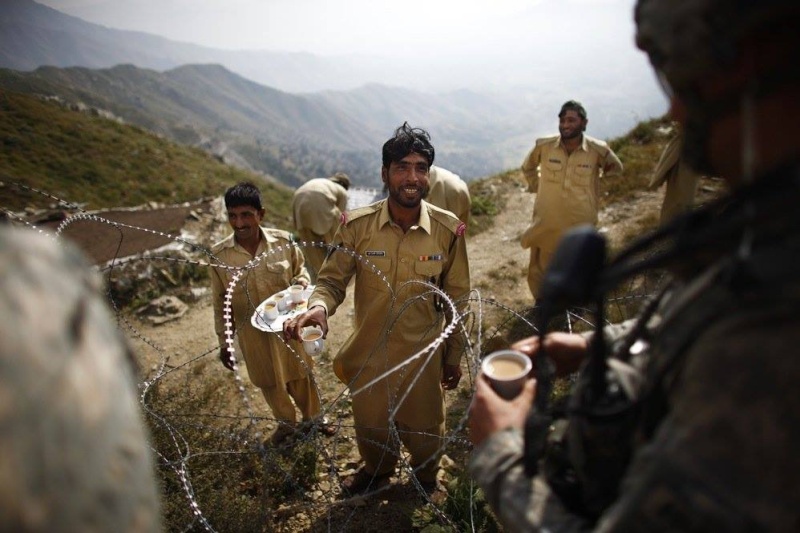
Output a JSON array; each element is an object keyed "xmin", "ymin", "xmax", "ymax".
[
  {"xmin": 558, "ymin": 100, "xmax": 588, "ymax": 120},
  {"xmin": 381, "ymin": 122, "xmax": 435, "ymax": 168},
  {"xmin": 224, "ymin": 181, "xmax": 262, "ymax": 211}
]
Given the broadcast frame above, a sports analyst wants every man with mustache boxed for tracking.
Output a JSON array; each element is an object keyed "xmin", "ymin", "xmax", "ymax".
[
  {"xmin": 520, "ymin": 100, "xmax": 623, "ymax": 301},
  {"xmin": 284, "ymin": 123, "xmax": 470, "ymax": 498}
]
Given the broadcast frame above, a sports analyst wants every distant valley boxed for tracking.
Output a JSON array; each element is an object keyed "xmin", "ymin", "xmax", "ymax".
[{"xmin": 0, "ymin": 0, "xmax": 668, "ymax": 188}]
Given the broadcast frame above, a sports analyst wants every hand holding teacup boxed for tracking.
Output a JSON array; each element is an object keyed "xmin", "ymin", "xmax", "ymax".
[
  {"xmin": 480, "ymin": 350, "xmax": 533, "ymax": 400},
  {"xmin": 283, "ymin": 304, "xmax": 328, "ymax": 343},
  {"xmin": 301, "ymin": 325, "xmax": 325, "ymax": 355}
]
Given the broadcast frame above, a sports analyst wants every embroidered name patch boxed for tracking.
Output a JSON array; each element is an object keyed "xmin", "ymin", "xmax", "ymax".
[
  {"xmin": 366, "ymin": 250, "xmax": 386, "ymax": 257},
  {"xmin": 418, "ymin": 254, "xmax": 443, "ymax": 261}
]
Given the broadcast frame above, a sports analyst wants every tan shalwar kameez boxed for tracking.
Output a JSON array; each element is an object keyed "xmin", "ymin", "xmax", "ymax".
[
  {"xmin": 309, "ymin": 200, "xmax": 470, "ymax": 481},
  {"xmin": 520, "ymin": 134, "xmax": 623, "ymax": 298},
  {"xmin": 649, "ymin": 134, "xmax": 701, "ymax": 222},
  {"xmin": 292, "ymin": 178, "xmax": 349, "ymax": 280},
  {"xmin": 210, "ymin": 227, "xmax": 319, "ymax": 425},
  {"xmin": 427, "ymin": 165, "xmax": 472, "ymax": 225}
]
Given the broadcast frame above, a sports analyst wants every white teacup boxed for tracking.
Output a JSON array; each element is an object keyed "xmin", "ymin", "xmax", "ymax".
[
  {"xmin": 261, "ymin": 300, "xmax": 279, "ymax": 321},
  {"xmin": 481, "ymin": 350, "xmax": 532, "ymax": 400},
  {"xmin": 275, "ymin": 291, "xmax": 289, "ymax": 312},
  {"xmin": 301, "ymin": 326, "xmax": 324, "ymax": 355},
  {"xmin": 289, "ymin": 284, "xmax": 305, "ymax": 303}
]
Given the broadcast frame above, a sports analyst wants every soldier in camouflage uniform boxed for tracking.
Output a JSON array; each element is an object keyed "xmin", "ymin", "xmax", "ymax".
[
  {"xmin": 468, "ymin": 0, "xmax": 800, "ymax": 530},
  {"xmin": 0, "ymin": 227, "xmax": 161, "ymax": 532}
]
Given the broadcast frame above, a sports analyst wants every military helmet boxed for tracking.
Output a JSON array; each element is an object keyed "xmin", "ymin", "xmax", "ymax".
[
  {"xmin": 635, "ymin": 0, "xmax": 799, "ymax": 173},
  {"xmin": 635, "ymin": 0, "xmax": 799, "ymax": 95}
]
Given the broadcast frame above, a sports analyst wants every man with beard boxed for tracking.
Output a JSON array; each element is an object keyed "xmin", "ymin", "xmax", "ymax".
[
  {"xmin": 283, "ymin": 123, "xmax": 470, "ymax": 497},
  {"xmin": 520, "ymin": 100, "xmax": 623, "ymax": 300}
]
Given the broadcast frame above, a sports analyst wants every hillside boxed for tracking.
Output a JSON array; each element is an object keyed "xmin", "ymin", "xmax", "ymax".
[
  {"xmin": 0, "ymin": 89, "xmax": 292, "ymax": 215},
  {"xmin": 0, "ymin": 102, "xmax": 729, "ymax": 530},
  {"xmin": 0, "ymin": 0, "xmax": 669, "ymax": 188}
]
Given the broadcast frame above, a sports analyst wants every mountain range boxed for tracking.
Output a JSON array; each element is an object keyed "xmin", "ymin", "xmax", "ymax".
[{"xmin": 0, "ymin": 0, "xmax": 668, "ymax": 188}]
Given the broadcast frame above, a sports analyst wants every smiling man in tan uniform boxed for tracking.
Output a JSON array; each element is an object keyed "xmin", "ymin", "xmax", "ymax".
[
  {"xmin": 292, "ymin": 172, "xmax": 350, "ymax": 281},
  {"xmin": 211, "ymin": 182, "xmax": 333, "ymax": 444},
  {"xmin": 520, "ymin": 100, "xmax": 623, "ymax": 299},
  {"xmin": 284, "ymin": 123, "xmax": 470, "ymax": 497}
]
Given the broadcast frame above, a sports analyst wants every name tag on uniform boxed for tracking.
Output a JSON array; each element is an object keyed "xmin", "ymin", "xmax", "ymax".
[
  {"xmin": 366, "ymin": 250, "xmax": 386, "ymax": 257},
  {"xmin": 549, "ymin": 158, "xmax": 562, "ymax": 164},
  {"xmin": 418, "ymin": 254, "xmax": 443, "ymax": 261}
]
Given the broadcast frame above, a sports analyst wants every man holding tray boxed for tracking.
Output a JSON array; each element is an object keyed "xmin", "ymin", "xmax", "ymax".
[{"xmin": 210, "ymin": 181, "xmax": 335, "ymax": 444}]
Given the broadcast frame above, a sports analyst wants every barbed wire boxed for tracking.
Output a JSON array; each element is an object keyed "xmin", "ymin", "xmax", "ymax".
[{"xmin": 3, "ymin": 184, "xmax": 659, "ymax": 532}]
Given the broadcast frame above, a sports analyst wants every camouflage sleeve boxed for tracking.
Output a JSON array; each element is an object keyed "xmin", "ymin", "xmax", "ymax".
[
  {"xmin": 468, "ymin": 428, "xmax": 593, "ymax": 532},
  {"xmin": 597, "ymin": 308, "xmax": 800, "ymax": 531}
]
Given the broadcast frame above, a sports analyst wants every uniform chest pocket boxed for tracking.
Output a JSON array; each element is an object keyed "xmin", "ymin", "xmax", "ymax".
[
  {"xmin": 264, "ymin": 259, "xmax": 293, "ymax": 284},
  {"xmin": 415, "ymin": 260, "xmax": 444, "ymax": 284},
  {"xmin": 572, "ymin": 163, "xmax": 594, "ymax": 186},
  {"xmin": 544, "ymin": 159, "xmax": 564, "ymax": 183},
  {"xmin": 363, "ymin": 257, "xmax": 392, "ymax": 291},
  {"xmin": 265, "ymin": 259, "xmax": 291, "ymax": 273}
]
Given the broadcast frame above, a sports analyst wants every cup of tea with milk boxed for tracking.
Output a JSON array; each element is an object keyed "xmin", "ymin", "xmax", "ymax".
[
  {"xmin": 301, "ymin": 325, "xmax": 324, "ymax": 355},
  {"xmin": 481, "ymin": 350, "xmax": 532, "ymax": 399}
]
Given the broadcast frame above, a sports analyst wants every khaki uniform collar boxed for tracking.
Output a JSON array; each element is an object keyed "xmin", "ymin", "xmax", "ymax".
[
  {"xmin": 557, "ymin": 134, "xmax": 588, "ymax": 152},
  {"xmin": 219, "ymin": 227, "xmax": 273, "ymax": 253},
  {"xmin": 378, "ymin": 199, "xmax": 432, "ymax": 234}
]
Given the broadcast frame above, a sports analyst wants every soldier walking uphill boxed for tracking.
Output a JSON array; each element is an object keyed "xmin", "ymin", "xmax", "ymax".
[
  {"xmin": 284, "ymin": 123, "xmax": 470, "ymax": 497},
  {"xmin": 469, "ymin": 0, "xmax": 800, "ymax": 531}
]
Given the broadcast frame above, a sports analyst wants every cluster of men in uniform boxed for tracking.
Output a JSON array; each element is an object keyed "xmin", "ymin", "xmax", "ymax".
[
  {"xmin": 7, "ymin": 0, "xmax": 797, "ymax": 528},
  {"xmin": 208, "ymin": 92, "xmax": 701, "ymax": 498}
]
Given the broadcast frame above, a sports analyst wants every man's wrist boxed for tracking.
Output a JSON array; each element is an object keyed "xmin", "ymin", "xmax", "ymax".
[{"xmin": 308, "ymin": 304, "xmax": 327, "ymax": 316}]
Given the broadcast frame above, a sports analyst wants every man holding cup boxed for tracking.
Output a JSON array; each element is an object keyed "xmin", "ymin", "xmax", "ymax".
[
  {"xmin": 284, "ymin": 123, "xmax": 471, "ymax": 497},
  {"xmin": 210, "ymin": 181, "xmax": 335, "ymax": 444}
]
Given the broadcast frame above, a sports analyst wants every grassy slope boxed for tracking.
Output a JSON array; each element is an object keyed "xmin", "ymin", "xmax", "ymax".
[{"xmin": 0, "ymin": 89, "xmax": 293, "ymax": 221}]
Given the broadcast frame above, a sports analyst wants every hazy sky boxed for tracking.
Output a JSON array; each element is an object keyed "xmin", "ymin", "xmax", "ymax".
[{"xmin": 37, "ymin": 0, "xmax": 641, "ymax": 59}]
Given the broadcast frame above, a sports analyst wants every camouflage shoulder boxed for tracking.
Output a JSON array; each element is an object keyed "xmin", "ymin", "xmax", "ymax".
[
  {"xmin": 340, "ymin": 201, "xmax": 383, "ymax": 226},
  {"xmin": 427, "ymin": 202, "xmax": 467, "ymax": 237},
  {"xmin": 535, "ymin": 134, "xmax": 560, "ymax": 146}
]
